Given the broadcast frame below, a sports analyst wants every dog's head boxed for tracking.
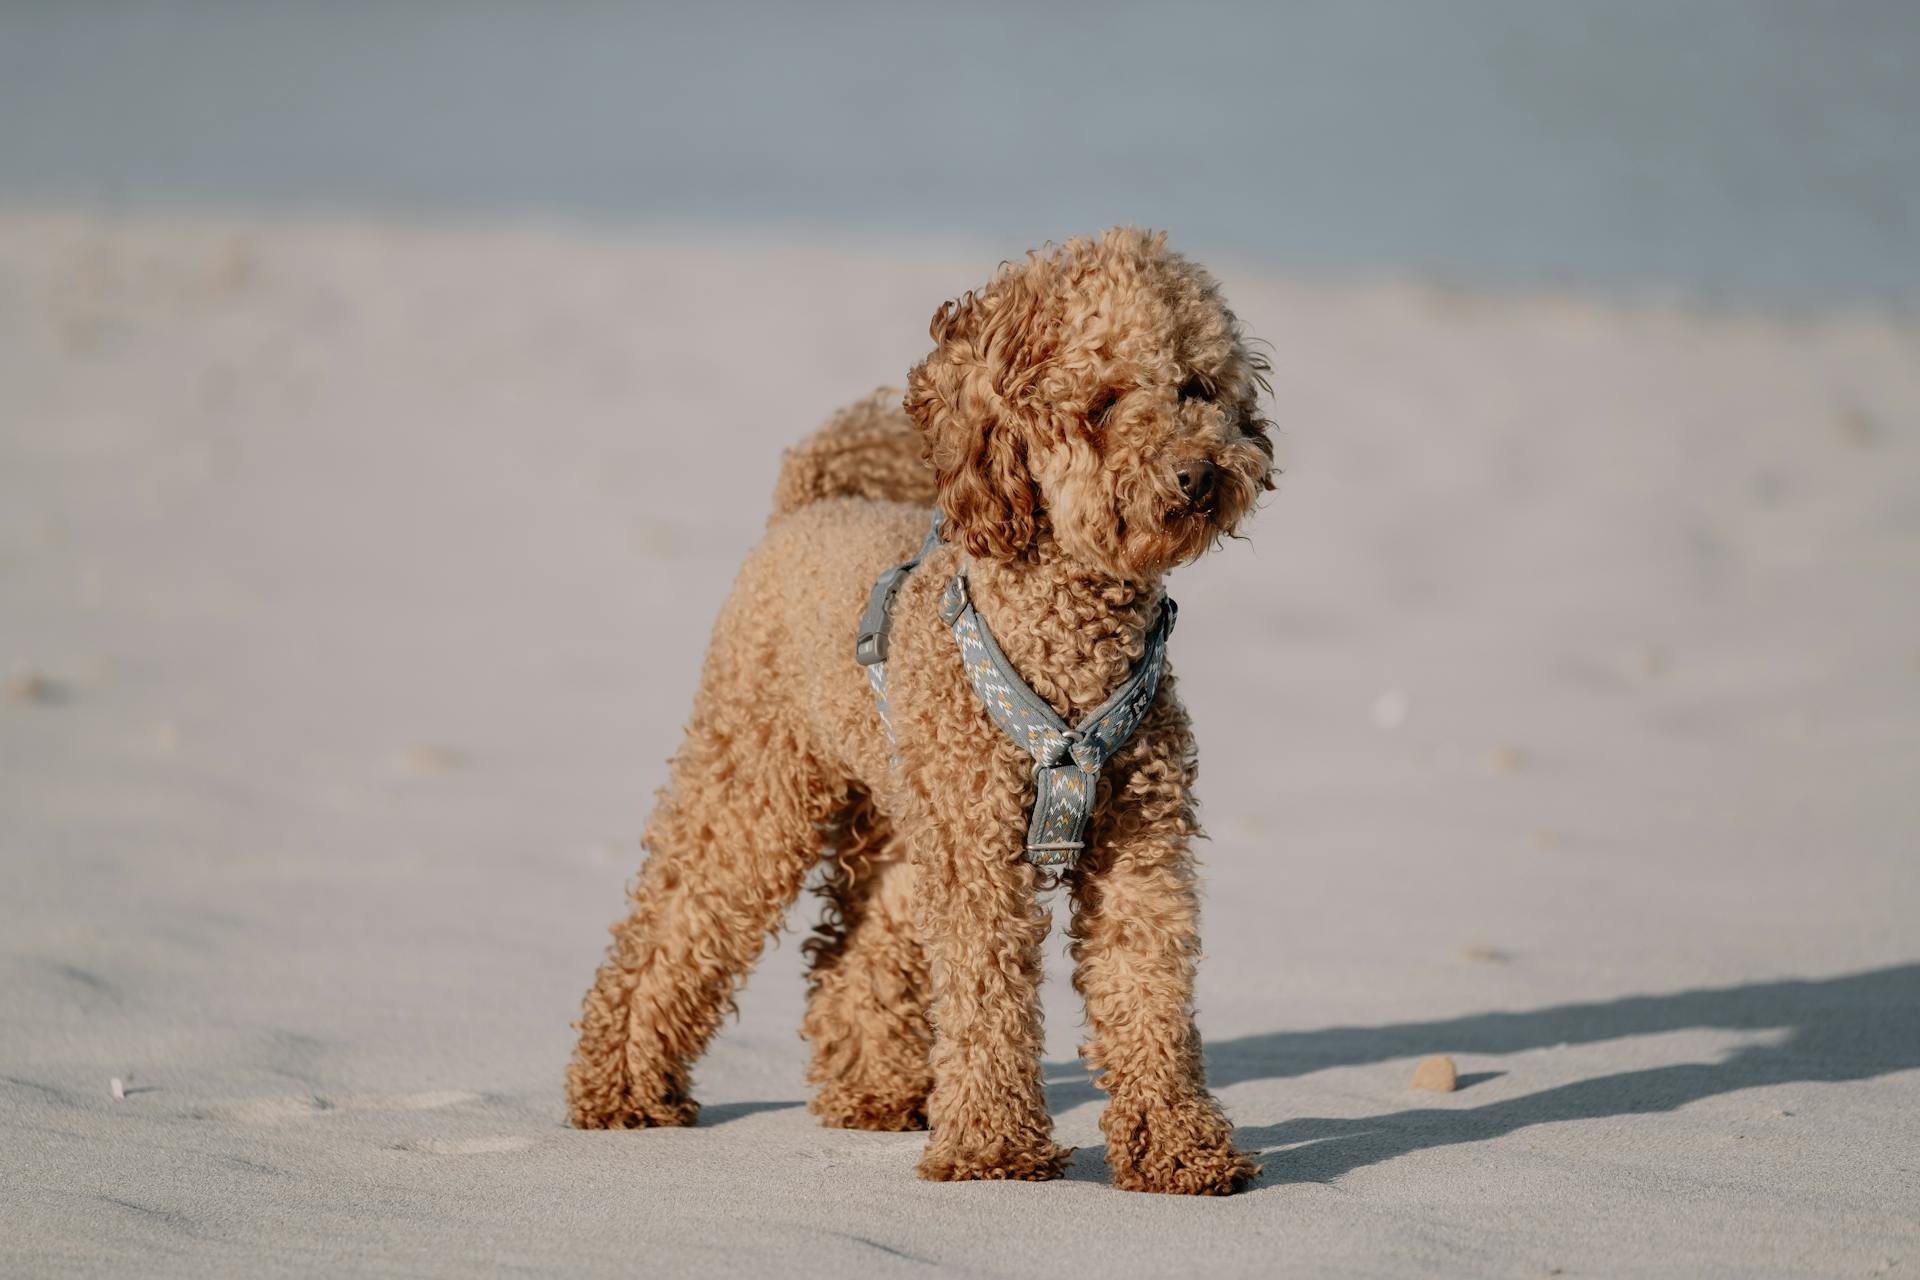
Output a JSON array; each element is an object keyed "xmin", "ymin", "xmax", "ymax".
[{"xmin": 906, "ymin": 228, "xmax": 1275, "ymax": 579}]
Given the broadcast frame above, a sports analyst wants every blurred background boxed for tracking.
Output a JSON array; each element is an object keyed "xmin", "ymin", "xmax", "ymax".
[
  {"xmin": 4, "ymin": 5, "xmax": 1918, "ymax": 1276},
  {"xmin": 3, "ymin": 0, "xmax": 1917, "ymax": 304}
]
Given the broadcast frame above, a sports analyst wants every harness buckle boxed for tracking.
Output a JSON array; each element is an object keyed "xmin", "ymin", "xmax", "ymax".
[
  {"xmin": 937, "ymin": 574, "xmax": 968, "ymax": 626},
  {"xmin": 855, "ymin": 564, "xmax": 911, "ymax": 666}
]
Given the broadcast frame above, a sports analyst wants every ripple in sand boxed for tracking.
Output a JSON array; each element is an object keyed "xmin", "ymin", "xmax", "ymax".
[
  {"xmin": 205, "ymin": 1090, "xmax": 480, "ymax": 1123},
  {"xmin": 393, "ymin": 1136, "xmax": 534, "ymax": 1156}
]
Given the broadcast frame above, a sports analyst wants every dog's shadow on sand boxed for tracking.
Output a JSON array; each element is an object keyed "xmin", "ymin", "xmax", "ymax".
[{"xmin": 1048, "ymin": 963, "xmax": 1920, "ymax": 1189}]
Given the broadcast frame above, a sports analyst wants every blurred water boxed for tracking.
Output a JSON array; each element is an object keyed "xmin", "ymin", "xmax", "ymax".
[{"xmin": 2, "ymin": 0, "xmax": 1915, "ymax": 304}]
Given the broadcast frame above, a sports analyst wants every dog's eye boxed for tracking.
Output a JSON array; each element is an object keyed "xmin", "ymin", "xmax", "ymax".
[
  {"xmin": 1178, "ymin": 375, "xmax": 1211, "ymax": 402},
  {"xmin": 1087, "ymin": 389, "xmax": 1120, "ymax": 425}
]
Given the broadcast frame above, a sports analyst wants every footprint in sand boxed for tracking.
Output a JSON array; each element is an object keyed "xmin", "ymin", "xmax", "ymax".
[
  {"xmin": 393, "ymin": 1136, "xmax": 535, "ymax": 1156},
  {"xmin": 331, "ymin": 1090, "xmax": 482, "ymax": 1113},
  {"xmin": 205, "ymin": 1090, "xmax": 482, "ymax": 1123},
  {"xmin": 202, "ymin": 1095, "xmax": 336, "ymax": 1123}
]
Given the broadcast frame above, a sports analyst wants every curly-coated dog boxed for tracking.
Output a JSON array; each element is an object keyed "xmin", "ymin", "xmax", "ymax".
[{"xmin": 567, "ymin": 227, "xmax": 1275, "ymax": 1195}]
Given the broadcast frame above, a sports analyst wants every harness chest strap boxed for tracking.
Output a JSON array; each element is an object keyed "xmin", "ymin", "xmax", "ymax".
[{"xmin": 855, "ymin": 520, "xmax": 1176, "ymax": 870}]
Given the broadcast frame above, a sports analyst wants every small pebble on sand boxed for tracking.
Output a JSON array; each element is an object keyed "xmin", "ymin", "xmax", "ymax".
[
  {"xmin": 1835, "ymin": 405, "xmax": 1877, "ymax": 448},
  {"xmin": 109, "ymin": 1077, "xmax": 125, "ymax": 1101},
  {"xmin": 397, "ymin": 744, "xmax": 466, "ymax": 776},
  {"xmin": 7, "ymin": 671, "xmax": 61, "ymax": 705},
  {"xmin": 1487, "ymin": 746, "xmax": 1527, "ymax": 774},
  {"xmin": 1410, "ymin": 1055, "xmax": 1459, "ymax": 1092}
]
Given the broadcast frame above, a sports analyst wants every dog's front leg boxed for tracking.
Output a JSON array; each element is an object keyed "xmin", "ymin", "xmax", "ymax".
[
  {"xmin": 907, "ymin": 797, "xmax": 1070, "ymax": 1183},
  {"xmin": 1070, "ymin": 767, "xmax": 1259, "ymax": 1195}
]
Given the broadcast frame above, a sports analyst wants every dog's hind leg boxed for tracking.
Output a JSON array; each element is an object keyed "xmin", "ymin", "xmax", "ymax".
[
  {"xmin": 566, "ymin": 710, "xmax": 840, "ymax": 1130},
  {"xmin": 800, "ymin": 793, "xmax": 931, "ymax": 1131}
]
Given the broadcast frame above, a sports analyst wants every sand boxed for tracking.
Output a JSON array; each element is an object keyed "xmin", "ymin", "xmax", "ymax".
[{"xmin": 2, "ymin": 212, "xmax": 1916, "ymax": 1277}]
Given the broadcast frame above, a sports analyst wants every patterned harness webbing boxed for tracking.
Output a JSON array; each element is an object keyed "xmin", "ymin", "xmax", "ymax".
[{"xmin": 855, "ymin": 516, "xmax": 1176, "ymax": 870}]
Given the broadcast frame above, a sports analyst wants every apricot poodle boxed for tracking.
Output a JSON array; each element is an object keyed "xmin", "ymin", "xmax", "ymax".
[{"xmin": 567, "ymin": 227, "xmax": 1275, "ymax": 1195}]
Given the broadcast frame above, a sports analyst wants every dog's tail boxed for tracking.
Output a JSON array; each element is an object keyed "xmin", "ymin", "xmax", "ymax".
[{"xmin": 768, "ymin": 387, "xmax": 937, "ymax": 524}]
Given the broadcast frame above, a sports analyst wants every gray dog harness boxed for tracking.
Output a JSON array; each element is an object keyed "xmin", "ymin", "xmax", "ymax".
[{"xmin": 856, "ymin": 517, "xmax": 1176, "ymax": 870}]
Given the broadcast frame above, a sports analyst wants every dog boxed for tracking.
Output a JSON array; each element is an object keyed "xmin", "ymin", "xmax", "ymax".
[{"xmin": 567, "ymin": 227, "xmax": 1275, "ymax": 1195}]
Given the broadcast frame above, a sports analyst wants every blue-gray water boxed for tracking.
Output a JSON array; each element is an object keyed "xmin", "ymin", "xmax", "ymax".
[{"xmin": 3, "ymin": 1, "xmax": 1915, "ymax": 305}]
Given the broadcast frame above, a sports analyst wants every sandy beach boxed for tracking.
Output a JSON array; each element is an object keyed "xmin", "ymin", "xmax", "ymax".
[{"xmin": 2, "ymin": 212, "xmax": 1916, "ymax": 1276}]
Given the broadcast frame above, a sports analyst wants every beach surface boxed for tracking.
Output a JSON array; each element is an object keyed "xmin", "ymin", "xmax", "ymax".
[{"xmin": 2, "ymin": 213, "xmax": 1917, "ymax": 1276}]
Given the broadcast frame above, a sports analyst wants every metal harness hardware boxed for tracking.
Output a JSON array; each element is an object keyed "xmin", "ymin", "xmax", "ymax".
[
  {"xmin": 854, "ymin": 519, "xmax": 944, "ymax": 748},
  {"xmin": 856, "ymin": 516, "xmax": 1176, "ymax": 870}
]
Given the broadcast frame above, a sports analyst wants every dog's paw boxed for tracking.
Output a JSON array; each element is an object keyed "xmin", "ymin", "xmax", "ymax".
[
  {"xmin": 915, "ymin": 1134, "xmax": 1072, "ymax": 1183},
  {"xmin": 810, "ymin": 1085, "xmax": 928, "ymax": 1132},
  {"xmin": 1111, "ymin": 1141, "xmax": 1259, "ymax": 1196},
  {"xmin": 566, "ymin": 1083, "xmax": 699, "ymax": 1130},
  {"xmin": 1102, "ymin": 1097, "xmax": 1260, "ymax": 1196}
]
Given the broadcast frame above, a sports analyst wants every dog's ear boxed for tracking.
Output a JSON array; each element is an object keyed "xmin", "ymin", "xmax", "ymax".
[{"xmin": 904, "ymin": 278, "xmax": 1042, "ymax": 560}]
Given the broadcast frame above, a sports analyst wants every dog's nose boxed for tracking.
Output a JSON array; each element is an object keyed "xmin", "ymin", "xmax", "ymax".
[{"xmin": 1176, "ymin": 460, "xmax": 1217, "ymax": 511}]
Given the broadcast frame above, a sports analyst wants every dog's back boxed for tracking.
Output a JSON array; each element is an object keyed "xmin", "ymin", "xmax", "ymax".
[{"xmin": 768, "ymin": 387, "xmax": 935, "ymax": 524}]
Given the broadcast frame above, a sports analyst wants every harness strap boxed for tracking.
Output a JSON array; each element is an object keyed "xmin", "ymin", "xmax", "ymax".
[
  {"xmin": 855, "ymin": 517, "xmax": 942, "ymax": 667},
  {"xmin": 854, "ymin": 513, "xmax": 1175, "ymax": 872},
  {"xmin": 855, "ymin": 516, "xmax": 942, "ymax": 749},
  {"xmin": 939, "ymin": 571, "xmax": 1174, "ymax": 868}
]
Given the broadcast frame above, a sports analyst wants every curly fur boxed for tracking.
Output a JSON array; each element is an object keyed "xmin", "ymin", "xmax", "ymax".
[
  {"xmin": 568, "ymin": 228, "xmax": 1273, "ymax": 1194},
  {"xmin": 770, "ymin": 387, "xmax": 938, "ymax": 523}
]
